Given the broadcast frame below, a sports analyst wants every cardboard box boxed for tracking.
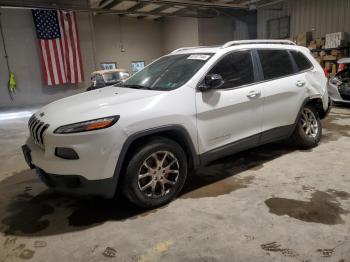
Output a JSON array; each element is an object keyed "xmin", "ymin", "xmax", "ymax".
[
  {"xmin": 319, "ymin": 51, "xmax": 327, "ymax": 57},
  {"xmin": 311, "ymin": 51, "xmax": 319, "ymax": 58},
  {"xmin": 331, "ymin": 49, "xmax": 341, "ymax": 56},
  {"xmin": 315, "ymin": 38, "xmax": 325, "ymax": 48},
  {"xmin": 323, "ymin": 55, "xmax": 338, "ymax": 61},
  {"xmin": 316, "ymin": 58, "xmax": 324, "ymax": 66},
  {"xmin": 325, "ymin": 32, "xmax": 349, "ymax": 49},
  {"xmin": 308, "ymin": 43, "xmax": 318, "ymax": 50},
  {"xmin": 331, "ymin": 64, "xmax": 337, "ymax": 76},
  {"xmin": 297, "ymin": 32, "xmax": 312, "ymax": 47},
  {"xmin": 325, "ymin": 62, "xmax": 332, "ymax": 70}
]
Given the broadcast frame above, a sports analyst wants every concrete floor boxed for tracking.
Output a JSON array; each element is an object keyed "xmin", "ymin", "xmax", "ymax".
[{"xmin": 0, "ymin": 107, "xmax": 350, "ymax": 262}]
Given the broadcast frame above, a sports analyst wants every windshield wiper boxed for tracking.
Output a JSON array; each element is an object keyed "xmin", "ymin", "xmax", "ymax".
[{"xmin": 122, "ymin": 84, "xmax": 152, "ymax": 90}]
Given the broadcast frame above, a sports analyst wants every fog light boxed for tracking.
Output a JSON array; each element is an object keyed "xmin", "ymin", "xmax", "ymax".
[{"xmin": 55, "ymin": 147, "xmax": 79, "ymax": 160}]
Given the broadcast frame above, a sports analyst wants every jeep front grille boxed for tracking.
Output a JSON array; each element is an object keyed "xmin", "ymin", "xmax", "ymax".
[{"xmin": 28, "ymin": 115, "xmax": 49, "ymax": 149}]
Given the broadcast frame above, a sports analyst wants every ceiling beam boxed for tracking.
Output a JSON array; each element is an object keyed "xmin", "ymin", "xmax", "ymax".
[
  {"xmin": 238, "ymin": 0, "xmax": 265, "ymax": 6},
  {"xmin": 0, "ymin": 1, "xmax": 238, "ymax": 18},
  {"xmin": 126, "ymin": 2, "xmax": 144, "ymax": 11},
  {"xmin": 257, "ymin": 0, "xmax": 285, "ymax": 8},
  {"xmin": 149, "ymin": 4, "xmax": 172, "ymax": 14},
  {"xmin": 139, "ymin": 0, "xmax": 247, "ymax": 9},
  {"xmin": 102, "ymin": 0, "xmax": 125, "ymax": 9}
]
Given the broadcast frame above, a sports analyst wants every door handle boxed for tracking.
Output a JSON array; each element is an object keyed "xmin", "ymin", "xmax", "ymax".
[
  {"xmin": 296, "ymin": 81, "xmax": 306, "ymax": 87},
  {"xmin": 247, "ymin": 90, "xmax": 261, "ymax": 98}
]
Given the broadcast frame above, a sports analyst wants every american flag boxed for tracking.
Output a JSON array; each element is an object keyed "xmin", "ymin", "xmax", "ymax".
[{"xmin": 32, "ymin": 10, "xmax": 84, "ymax": 86}]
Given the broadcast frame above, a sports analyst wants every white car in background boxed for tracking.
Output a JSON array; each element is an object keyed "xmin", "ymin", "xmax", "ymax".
[
  {"xmin": 328, "ymin": 58, "xmax": 350, "ymax": 104},
  {"xmin": 22, "ymin": 40, "xmax": 330, "ymax": 208},
  {"xmin": 87, "ymin": 69, "xmax": 130, "ymax": 91}
]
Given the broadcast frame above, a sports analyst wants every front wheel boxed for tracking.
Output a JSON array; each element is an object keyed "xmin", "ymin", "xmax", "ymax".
[
  {"xmin": 292, "ymin": 105, "xmax": 322, "ymax": 148},
  {"xmin": 121, "ymin": 137, "xmax": 188, "ymax": 208}
]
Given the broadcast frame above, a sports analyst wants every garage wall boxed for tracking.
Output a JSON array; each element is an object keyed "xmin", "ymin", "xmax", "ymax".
[
  {"xmin": 160, "ymin": 16, "xmax": 252, "ymax": 52},
  {"xmin": 0, "ymin": 9, "xmax": 95, "ymax": 109},
  {"xmin": 93, "ymin": 15, "xmax": 164, "ymax": 72},
  {"xmin": 258, "ymin": 0, "xmax": 350, "ymax": 39},
  {"xmin": 0, "ymin": 10, "xmax": 253, "ymax": 109},
  {"xmin": 198, "ymin": 17, "xmax": 250, "ymax": 46},
  {"xmin": 161, "ymin": 17, "xmax": 199, "ymax": 54}
]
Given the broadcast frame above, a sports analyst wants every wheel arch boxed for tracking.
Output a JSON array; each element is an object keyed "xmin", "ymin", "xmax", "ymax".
[
  {"xmin": 111, "ymin": 125, "xmax": 200, "ymax": 195},
  {"xmin": 306, "ymin": 96, "xmax": 330, "ymax": 119}
]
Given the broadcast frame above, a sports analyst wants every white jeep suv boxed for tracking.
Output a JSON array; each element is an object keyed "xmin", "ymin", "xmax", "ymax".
[{"xmin": 22, "ymin": 40, "xmax": 330, "ymax": 207}]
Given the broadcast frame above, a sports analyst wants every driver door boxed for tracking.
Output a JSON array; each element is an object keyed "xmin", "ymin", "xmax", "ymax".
[{"xmin": 195, "ymin": 50, "xmax": 263, "ymax": 159}]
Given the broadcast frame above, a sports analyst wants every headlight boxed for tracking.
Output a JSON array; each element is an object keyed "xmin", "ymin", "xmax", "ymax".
[
  {"xmin": 54, "ymin": 116, "xmax": 120, "ymax": 134},
  {"xmin": 330, "ymin": 77, "xmax": 342, "ymax": 86}
]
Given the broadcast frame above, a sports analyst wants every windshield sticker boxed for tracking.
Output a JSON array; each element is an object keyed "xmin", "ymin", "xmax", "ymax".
[{"xmin": 187, "ymin": 54, "xmax": 210, "ymax": 61}]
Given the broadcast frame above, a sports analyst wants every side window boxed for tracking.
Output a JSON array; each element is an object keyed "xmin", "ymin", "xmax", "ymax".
[
  {"xmin": 209, "ymin": 51, "xmax": 255, "ymax": 89},
  {"xmin": 290, "ymin": 51, "xmax": 313, "ymax": 72},
  {"xmin": 257, "ymin": 49, "xmax": 295, "ymax": 80}
]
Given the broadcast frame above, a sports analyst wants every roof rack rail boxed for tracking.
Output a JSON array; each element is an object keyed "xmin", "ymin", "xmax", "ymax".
[
  {"xmin": 221, "ymin": 40, "xmax": 296, "ymax": 48},
  {"xmin": 171, "ymin": 46, "xmax": 218, "ymax": 54}
]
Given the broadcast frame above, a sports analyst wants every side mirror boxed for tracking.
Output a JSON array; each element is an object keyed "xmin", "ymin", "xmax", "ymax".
[{"xmin": 199, "ymin": 74, "xmax": 224, "ymax": 92}]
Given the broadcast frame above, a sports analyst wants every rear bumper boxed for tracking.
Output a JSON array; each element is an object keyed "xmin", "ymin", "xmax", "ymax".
[{"xmin": 36, "ymin": 168, "xmax": 116, "ymax": 198}]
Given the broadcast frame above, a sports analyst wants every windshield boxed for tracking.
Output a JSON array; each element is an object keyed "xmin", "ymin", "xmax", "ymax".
[{"xmin": 121, "ymin": 54, "xmax": 213, "ymax": 91}]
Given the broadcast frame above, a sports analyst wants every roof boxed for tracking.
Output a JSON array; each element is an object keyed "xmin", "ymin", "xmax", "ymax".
[{"xmin": 171, "ymin": 40, "xmax": 301, "ymax": 55}]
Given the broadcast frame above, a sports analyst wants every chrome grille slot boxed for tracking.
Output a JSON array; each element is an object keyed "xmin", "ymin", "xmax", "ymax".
[{"xmin": 28, "ymin": 115, "xmax": 49, "ymax": 149}]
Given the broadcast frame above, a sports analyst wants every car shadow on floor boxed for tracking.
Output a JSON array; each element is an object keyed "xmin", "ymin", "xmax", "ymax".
[{"xmin": 0, "ymin": 142, "xmax": 298, "ymax": 237}]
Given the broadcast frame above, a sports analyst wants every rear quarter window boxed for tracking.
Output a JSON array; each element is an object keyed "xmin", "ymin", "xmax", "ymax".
[
  {"xmin": 257, "ymin": 49, "xmax": 295, "ymax": 80},
  {"xmin": 290, "ymin": 50, "xmax": 313, "ymax": 72}
]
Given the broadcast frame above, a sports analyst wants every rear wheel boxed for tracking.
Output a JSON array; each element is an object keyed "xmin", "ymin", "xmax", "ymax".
[
  {"xmin": 292, "ymin": 105, "xmax": 322, "ymax": 148},
  {"xmin": 122, "ymin": 138, "xmax": 188, "ymax": 208}
]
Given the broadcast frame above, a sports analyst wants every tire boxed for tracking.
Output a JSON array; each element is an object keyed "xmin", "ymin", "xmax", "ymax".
[
  {"xmin": 292, "ymin": 104, "xmax": 322, "ymax": 148},
  {"xmin": 121, "ymin": 137, "xmax": 188, "ymax": 208}
]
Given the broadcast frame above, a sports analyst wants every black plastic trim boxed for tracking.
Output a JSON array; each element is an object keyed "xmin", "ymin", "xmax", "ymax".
[
  {"xmin": 55, "ymin": 147, "xmax": 79, "ymax": 160},
  {"xmin": 200, "ymin": 133, "xmax": 260, "ymax": 166},
  {"xmin": 36, "ymin": 168, "xmax": 116, "ymax": 198}
]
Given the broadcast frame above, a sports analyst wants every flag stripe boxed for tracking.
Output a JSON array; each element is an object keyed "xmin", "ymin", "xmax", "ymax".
[
  {"xmin": 37, "ymin": 40, "xmax": 48, "ymax": 85},
  {"xmin": 52, "ymin": 40, "xmax": 64, "ymax": 84},
  {"xmin": 59, "ymin": 11, "xmax": 72, "ymax": 83},
  {"xmin": 44, "ymin": 41, "xmax": 55, "ymax": 85},
  {"xmin": 67, "ymin": 13, "xmax": 78, "ymax": 84},
  {"xmin": 48, "ymin": 40, "xmax": 59, "ymax": 84},
  {"xmin": 55, "ymin": 38, "xmax": 66, "ymax": 83},
  {"xmin": 71, "ymin": 13, "xmax": 81, "ymax": 83},
  {"xmin": 41, "ymin": 41, "xmax": 52, "ymax": 85},
  {"xmin": 63, "ymin": 12, "xmax": 74, "ymax": 83},
  {"xmin": 57, "ymin": 11, "xmax": 68, "ymax": 82},
  {"xmin": 74, "ymin": 12, "xmax": 84, "ymax": 82}
]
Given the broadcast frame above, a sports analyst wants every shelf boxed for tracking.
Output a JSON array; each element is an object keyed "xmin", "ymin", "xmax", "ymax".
[{"xmin": 310, "ymin": 46, "xmax": 349, "ymax": 52}]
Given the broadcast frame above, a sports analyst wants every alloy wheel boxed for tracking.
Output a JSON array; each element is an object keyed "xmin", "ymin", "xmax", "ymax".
[
  {"xmin": 300, "ymin": 108, "xmax": 319, "ymax": 138},
  {"xmin": 137, "ymin": 151, "xmax": 180, "ymax": 198}
]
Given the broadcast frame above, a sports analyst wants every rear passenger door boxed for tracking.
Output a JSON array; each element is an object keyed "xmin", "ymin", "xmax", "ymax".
[{"xmin": 256, "ymin": 49, "xmax": 309, "ymax": 143}]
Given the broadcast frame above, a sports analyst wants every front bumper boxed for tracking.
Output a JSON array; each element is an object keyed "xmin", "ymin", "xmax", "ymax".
[
  {"xmin": 36, "ymin": 168, "xmax": 116, "ymax": 198},
  {"xmin": 22, "ymin": 124, "xmax": 128, "ymax": 198},
  {"xmin": 328, "ymin": 82, "xmax": 350, "ymax": 104}
]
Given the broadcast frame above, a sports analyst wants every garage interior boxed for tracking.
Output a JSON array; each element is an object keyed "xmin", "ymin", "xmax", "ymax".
[{"xmin": 1, "ymin": 0, "xmax": 350, "ymax": 261}]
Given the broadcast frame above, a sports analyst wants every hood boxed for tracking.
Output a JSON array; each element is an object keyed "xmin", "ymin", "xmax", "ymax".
[
  {"xmin": 36, "ymin": 86, "xmax": 166, "ymax": 127},
  {"xmin": 338, "ymin": 58, "xmax": 350, "ymax": 64}
]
